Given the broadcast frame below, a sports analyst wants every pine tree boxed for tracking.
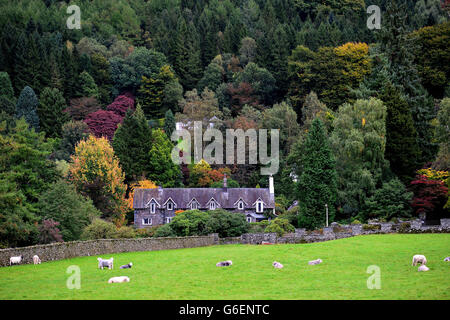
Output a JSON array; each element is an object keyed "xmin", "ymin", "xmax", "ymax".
[
  {"xmin": 148, "ymin": 128, "xmax": 182, "ymax": 187},
  {"xmin": 296, "ymin": 118, "xmax": 337, "ymax": 230},
  {"xmin": 112, "ymin": 105, "xmax": 153, "ymax": 183},
  {"xmin": 38, "ymin": 87, "xmax": 69, "ymax": 138},
  {"xmin": 379, "ymin": 0, "xmax": 438, "ymax": 164},
  {"xmin": 76, "ymin": 71, "xmax": 99, "ymax": 98},
  {"xmin": 164, "ymin": 109, "xmax": 175, "ymax": 139},
  {"xmin": 0, "ymin": 72, "xmax": 14, "ymax": 101},
  {"xmin": 15, "ymin": 86, "xmax": 39, "ymax": 131},
  {"xmin": 381, "ymin": 83, "xmax": 421, "ymax": 183}
]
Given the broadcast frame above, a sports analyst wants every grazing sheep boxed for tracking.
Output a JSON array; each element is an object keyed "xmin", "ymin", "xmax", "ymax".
[
  {"xmin": 412, "ymin": 255, "xmax": 427, "ymax": 266},
  {"xmin": 418, "ymin": 265, "xmax": 429, "ymax": 272},
  {"xmin": 108, "ymin": 276, "xmax": 130, "ymax": 283},
  {"xmin": 444, "ymin": 257, "xmax": 450, "ymax": 262},
  {"xmin": 216, "ymin": 260, "xmax": 233, "ymax": 267},
  {"xmin": 33, "ymin": 255, "xmax": 41, "ymax": 265},
  {"xmin": 308, "ymin": 259, "xmax": 322, "ymax": 265},
  {"xmin": 9, "ymin": 255, "xmax": 23, "ymax": 266},
  {"xmin": 97, "ymin": 257, "xmax": 114, "ymax": 270},
  {"xmin": 273, "ymin": 261, "xmax": 283, "ymax": 269},
  {"xmin": 120, "ymin": 262, "xmax": 133, "ymax": 269}
]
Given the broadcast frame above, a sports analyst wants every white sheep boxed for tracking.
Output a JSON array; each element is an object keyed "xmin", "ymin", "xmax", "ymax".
[
  {"xmin": 412, "ymin": 255, "xmax": 427, "ymax": 266},
  {"xmin": 9, "ymin": 255, "xmax": 23, "ymax": 266},
  {"xmin": 308, "ymin": 259, "xmax": 322, "ymax": 265},
  {"xmin": 33, "ymin": 255, "xmax": 41, "ymax": 265},
  {"xmin": 273, "ymin": 261, "xmax": 283, "ymax": 269},
  {"xmin": 418, "ymin": 265, "xmax": 429, "ymax": 272},
  {"xmin": 216, "ymin": 260, "xmax": 233, "ymax": 267},
  {"xmin": 97, "ymin": 257, "xmax": 114, "ymax": 270},
  {"xmin": 108, "ymin": 276, "xmax": 130, "ymax": 283}
]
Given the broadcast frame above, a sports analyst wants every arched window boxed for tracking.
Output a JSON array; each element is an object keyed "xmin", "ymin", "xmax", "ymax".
[
  {"xmin": 150, "ymin": 203, "xmax": 156, "ymax": 214},
  {"xmin": 210, "ymin": 201, "xmax": 216, "ymax": 210},
  {"xmin": 238, "ymin": 201, "xmax": 245, "ymax": 210}
]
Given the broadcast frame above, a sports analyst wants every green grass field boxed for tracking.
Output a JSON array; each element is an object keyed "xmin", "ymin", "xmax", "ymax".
[{"xmin": 0, "ymin": 234, "xmax": 449, "ymax": 300}]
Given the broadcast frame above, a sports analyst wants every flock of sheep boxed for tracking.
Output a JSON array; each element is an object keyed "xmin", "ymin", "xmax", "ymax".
[{"xmin": 7, "ymin": 253, "xmax": 450, "ymax": 284}]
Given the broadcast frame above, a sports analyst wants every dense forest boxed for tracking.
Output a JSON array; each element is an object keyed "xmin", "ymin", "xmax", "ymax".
[{"xmin": 0, "ymin": 0, "xmax": 449, "ymax": 248}]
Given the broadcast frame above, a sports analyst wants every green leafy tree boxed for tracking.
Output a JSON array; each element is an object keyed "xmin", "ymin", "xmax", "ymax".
[
  {"xmin": 296, "ymin": 118, "xmax": 337, "ymax": 230},
  {"xmin": 54, "ymin": 121, "xmax": 90, "ymax": 161},
  {"xmin": 38, "ymin": 180, "xmax": 101, "ymax": 241},
  {"xmin": 330, "ymin": 98, "xmax": 389, "ymax": 219},
  {"xmin": 363, "ymin": 178, "xmax": 413, "ymax": 221}
]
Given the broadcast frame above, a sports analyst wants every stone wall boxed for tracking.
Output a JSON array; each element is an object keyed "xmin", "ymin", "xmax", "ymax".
[
  {"xmin": 0, "ymin": 235, "xmax": 215, "ymax": 267},
  {"xmin": 2, "ymin": 219, "xmax": 449, "ymax": 267}
]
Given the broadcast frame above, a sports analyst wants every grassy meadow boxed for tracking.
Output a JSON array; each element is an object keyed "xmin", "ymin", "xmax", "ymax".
[{"xmin": 0, "ymin": 234, "xmax": 449, "ymax": 300}]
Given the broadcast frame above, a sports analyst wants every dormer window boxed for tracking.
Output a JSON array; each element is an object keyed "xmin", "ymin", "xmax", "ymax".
[
  {"xmin": 163, "ymin": 197, "xmax": 176, "ymax": 211},
  {"xmin": 238, "ymin": 201, "xmax": 244, "ymax": 210},
  {"xmin": 150, "ymin": 203, "xmax": 156, "ymax": 214},
  {"xmin": 256, "ymin": 201, "xmax": 264, "ymax": 213},
  {"xmin": 191, "ymin": 201, "xmax": 198, "ymax": 210},
  {"xmin": 210, "ymin": 202, "xmax": 216, "ymax": 210},
  {"xmin": 167, "ymin": 202, "xmax": 173, "ymax": 211}
]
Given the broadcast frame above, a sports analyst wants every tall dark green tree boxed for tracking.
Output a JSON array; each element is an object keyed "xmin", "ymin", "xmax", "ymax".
[
  {"xmin": 381, "ymin": 83, "xmax": 421, "ymax": 183},
  {"xmin": 15, "ymin": 86, "xmax": 39, "ymax": 131},
  {"xmin": 163, "ymin": 109, "xmax": 175, "ymax": 139},
  {"xmin": 38, "ymin": 87, "xmax": 69, "ymax": 138},
  {"xmin": 379, "ymin": 0, "xmax": 438, "ymax": 164},
  {"xmin": 296, "ymin": 118, "xmax": 337, "ymax": 230},
  {"xmin": 112, "ymin": 105, "xmax": 153, "ymax": 183}
]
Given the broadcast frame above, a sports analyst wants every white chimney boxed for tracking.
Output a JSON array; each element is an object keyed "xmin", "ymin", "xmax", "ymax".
[{"xmin": 269, "ymin": 175, "xmax": 274, "ymax": 194}]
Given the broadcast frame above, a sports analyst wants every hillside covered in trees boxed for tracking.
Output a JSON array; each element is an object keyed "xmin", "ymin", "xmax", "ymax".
[{"xmin": 0, "ymin": 0, "xmax": 449, "ymax": 247}]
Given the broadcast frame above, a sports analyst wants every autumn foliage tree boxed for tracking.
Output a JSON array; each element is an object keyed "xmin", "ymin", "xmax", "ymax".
[
  {"xmin": 410, "ymin": 174, "xmax": 448, "ymax": 222},
  {"xmin": 84, "ymin": 110, "xmax": 123, "ymax": 141},
  {"xmin": 69, "ymin": 136, "xmax": 128, "ymax": 222}
]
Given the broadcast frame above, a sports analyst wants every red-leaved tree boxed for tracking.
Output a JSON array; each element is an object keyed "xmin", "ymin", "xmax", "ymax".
[
  {"xmin": 410, "ymin": 175, "xmax": 448, "ymax": 221},
  {"xmin": 106, "ymin": 94, "xmax": 135, "ymax": 117},
  {"xmin": 85, "ymin": 110, "xmax": 123, "ymax": 141}
]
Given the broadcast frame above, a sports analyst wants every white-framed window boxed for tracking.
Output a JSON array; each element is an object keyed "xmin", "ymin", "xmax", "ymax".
[
  {"xmin": 246, "ymin": 217, "xmax": 252, "ymax": 223},
  {"xmin": 238, "ymin": 201, "xmax": 244, "ymax": 210},
  {"xmin": 142, "ymin": 218, "xmax": 152, "ymax": 226},
  {"xmin": 210, "ymin": 201, "xmax": 216, "ymax": 210},
  {"xmin": 150, "ymin": 203, "xmax": 156, "ymax": 214},
  {"xmin": 165, "ymin": 217, "xmax": 173, "ymax": 224},
  {"xmin": 256, "ymin": 201, "xmax": 264, "ymax": 213},
  {"xmin": 167, "ymin": 202, "xmax": 173, "ymax": 211},
  {"xmin": 191, "ymin": 201, "xmax": 198, "ymax": 210}
]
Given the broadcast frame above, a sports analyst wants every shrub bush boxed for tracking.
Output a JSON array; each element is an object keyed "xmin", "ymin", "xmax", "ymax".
[
  {"xmin": 362, "ymin": 224, "xmax": 381, "ymax": 231},
  {"xmin": 205, "ymin": 209, "xmax": 249, "ymax": 238},
  {"xmin": 248, "ymin": 220, "xmax": 270, "ymax": 233},
  {"xmin": 113, "ymin": 226, "xmax": 136, "ymax": 238},
  {"xmin": 265, "ymin": 218, "xmax": 295, "ymax": 236},
  {"xmin": 81, "ymin": 219, "xmax": 117, "ymax": 240},
  {"xmin": 153, "ymin": 224, "xmax": 176, "ymax": 237}
]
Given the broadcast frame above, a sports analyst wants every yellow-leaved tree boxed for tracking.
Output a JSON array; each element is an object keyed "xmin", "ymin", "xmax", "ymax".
[{"xmin": 69, "ymin": 135, "xmax": 128, "ymax": 225}]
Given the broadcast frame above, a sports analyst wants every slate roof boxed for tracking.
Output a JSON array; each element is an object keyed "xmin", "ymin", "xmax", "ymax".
[{"xmin": 133, "ymin": 187, "xmax": 275, "ymax": 210}]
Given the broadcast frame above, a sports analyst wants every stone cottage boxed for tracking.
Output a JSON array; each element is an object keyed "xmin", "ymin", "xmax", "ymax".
[{"xmin": 133, "ymin": 175, "xmax": 275, "ymax": 228}]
